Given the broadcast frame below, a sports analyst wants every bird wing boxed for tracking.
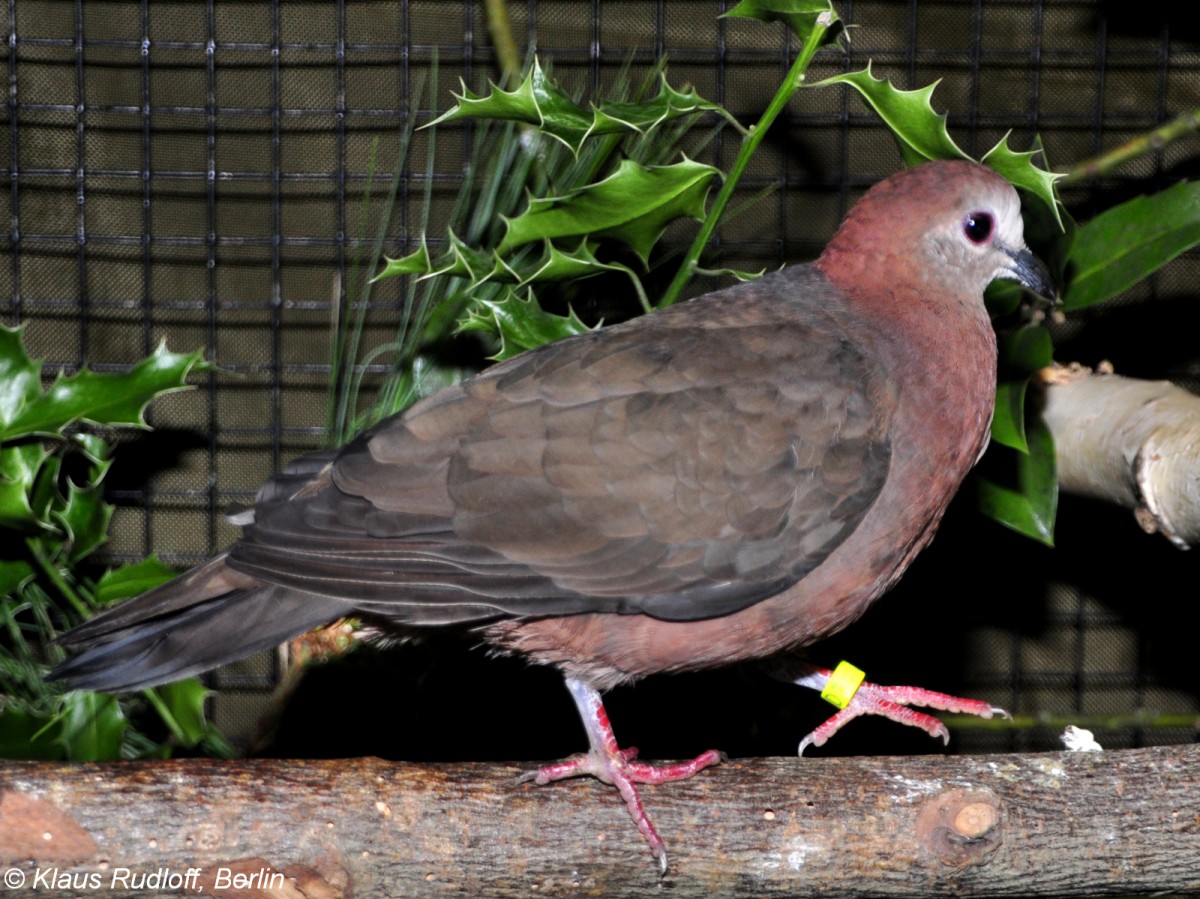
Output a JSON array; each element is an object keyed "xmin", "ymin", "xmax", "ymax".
[{"xmin": 228, "ymin": 270, "xmax": 895, "ymax": 624}]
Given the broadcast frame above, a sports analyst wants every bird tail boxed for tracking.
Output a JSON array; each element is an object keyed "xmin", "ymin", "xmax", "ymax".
[{"xmin": 48, "ymin": 554, "xmax": 350, "ymax": 692}]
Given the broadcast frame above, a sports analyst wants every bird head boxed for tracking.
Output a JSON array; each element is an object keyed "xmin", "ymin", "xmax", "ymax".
[{"xmin": 818, "ymin": 160, "xmax": 1056, "ymax": 306}]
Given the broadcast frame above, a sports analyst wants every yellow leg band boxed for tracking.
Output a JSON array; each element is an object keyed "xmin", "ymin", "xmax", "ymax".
[{"xmin": 820, "ymin": 660, "xmax": 866, "ymax": 709}]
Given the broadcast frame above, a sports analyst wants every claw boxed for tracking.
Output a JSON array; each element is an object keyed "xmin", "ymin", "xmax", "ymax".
[
  {"xmin": 789, "ymin": 662, "xmax": 1006, "ymax": 754},
  {"xmin": 520, "ymin": 677, "xmax": 723, "ymax": 873}
]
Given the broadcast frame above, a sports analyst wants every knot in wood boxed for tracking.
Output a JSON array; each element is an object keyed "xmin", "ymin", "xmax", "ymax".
[
  {"xmin": 953, "ymin": 801, "xmax": 998, "ymax": 838},
  {"xmin": 915, "ymin": 787, "xmax": 1003, "ymax": 867}
]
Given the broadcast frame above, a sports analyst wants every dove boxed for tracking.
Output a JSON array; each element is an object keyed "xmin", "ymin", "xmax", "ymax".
[{"xmin": 51, "ymin": 160, "xmax": 1054, "ymax": 871}]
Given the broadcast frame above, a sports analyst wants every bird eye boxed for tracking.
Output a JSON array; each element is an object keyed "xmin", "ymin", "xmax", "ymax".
[{"xmin": 962, "ymin": 211, "xmax": 995, "ymax": 245}]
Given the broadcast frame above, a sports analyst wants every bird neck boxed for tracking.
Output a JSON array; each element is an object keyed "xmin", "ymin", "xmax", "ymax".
[
  {"xmin": 814, "ymin": 243, "xmax": 994, "ymax": 363},
  {"xmin": 814, "ymin": 241, "xmax": 998, "ymax": 477}
]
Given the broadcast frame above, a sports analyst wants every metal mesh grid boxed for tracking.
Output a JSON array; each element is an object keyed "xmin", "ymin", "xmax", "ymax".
[{"xmin": 3, "ymin": 0, "xmax": 1197, "ymax": 754}]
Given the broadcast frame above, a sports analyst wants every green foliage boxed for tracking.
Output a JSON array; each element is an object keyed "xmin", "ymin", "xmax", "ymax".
[
  {"xmin": 429, "ymin": 59, "xmax": 735, "ymax": 155},
  {"xmin": 350, "ymin": 57, "xmax": 723, "ymax": 446},
  {"xmin": 813, "ymin": 65, "xmax": 969, "ymax": 166},
  {"xmin": 992, "ymin": 326, "xmax": 1054, "ymax": 454},
  {"xmin": 1062, "ymin": 180, "xmax": 1200, "ymax": 310},
  {"xmin": 812, "ymin": 66, "xmax": 1062, "ymax": 223},
  {"xmin": 6, "ymin": 0, "xmax": 1187, "ymax": 760},
  {"xmin": 723, "ymin": 0, "xmax": 844, "ymax": 47},
  {"xmin": 981, "ymin": 137, "xmax": 1064, "ymax": 229},
  {"xmin": 496, "ymin": 159, "xmax": 720, "ymax": 261},
  {"xmin": 375, "ymin": 158, "xmax": 720, "ymax": 288},
  {"xmin": 0, "ymin": 343, "xmax": 206, "ymax": 442},
  {"xmin": 458, "ymin": 288, "xmax": 595, "ymax": 361},
  {"xmin": 0, "ymin": 325, "xmax": 229, "ymax": 760},
  {"xmin": 976, "ymin": 414, "xmax": 1058, "ymax": 547},
  {"xmin": 358, "ymin": 5, "xmax": 1192, "ymax": 554}
]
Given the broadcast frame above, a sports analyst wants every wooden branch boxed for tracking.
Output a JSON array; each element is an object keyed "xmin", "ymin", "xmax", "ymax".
[
  {"xmin": 4, "ymin": 745, "xmax": 1200, "ymax": 897},
  {"xmin": 1040, "ymin": 365, "xmax": 1200, "ymax": 547}
]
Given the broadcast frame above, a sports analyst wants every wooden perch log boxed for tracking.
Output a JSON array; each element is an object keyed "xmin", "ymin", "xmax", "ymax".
[
  {"xmin": 4, "ymin": 745, "xmax": 1200, "ymax": 897},
  {"xmin": 1041, "ymin": 365, "xmax": 1200, "ymax": 547}
]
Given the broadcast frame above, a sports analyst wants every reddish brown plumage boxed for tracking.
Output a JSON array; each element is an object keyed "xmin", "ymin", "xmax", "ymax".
[
  {"xmin": 51, "ymin": 160, "xmax": 1053, "ymax": 869},
  {"xmin": 52, "ymin": 158, "xmax": 1051, "ymax": 697},
  {"xmin": 483, "ymin": 163, "xmax": 1011, "ymax": 687}
]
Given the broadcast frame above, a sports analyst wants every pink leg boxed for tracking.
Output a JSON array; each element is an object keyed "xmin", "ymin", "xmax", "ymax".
[
  {"xmin": 518, "ymin": 677, "xmax": 724, "ymax": 874},
  {"xmin": 789, "ymin": 663, "xmax": 1008, "ymax": 755}
]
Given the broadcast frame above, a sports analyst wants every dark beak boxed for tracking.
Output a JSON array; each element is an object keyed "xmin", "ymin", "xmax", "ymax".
[{"xmin": 1001, "ymin": 243, "xmax": 1057, "ymax": 303}]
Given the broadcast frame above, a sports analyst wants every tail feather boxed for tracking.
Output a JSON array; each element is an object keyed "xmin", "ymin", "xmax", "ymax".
[
  {"xmin": 55, "ymin": 554, "xmax": 257, "ymax": 647},
  {"xmin": 49, "ymin": 559, "xmax": 351, "ymax": 692}
]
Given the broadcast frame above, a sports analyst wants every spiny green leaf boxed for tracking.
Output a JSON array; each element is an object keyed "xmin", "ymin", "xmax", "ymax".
[
  {"xmin": 58, "ymin": 691, "xmax": 127, "ymax": 761},
  {"xmin": 0, "ymin": 325, "xmax": 41, "ymax": 428},
  {"xmin": 0, "ymin": 444, "xmax": 53, "ymax": 533},
  {"xmin": 498, "ymin": 158, "xmax": 719, "ymax": 263},
  {"xmin": 991, "ymin": 325, "xmax": 1053, "ymax": 452},
  {"xmin": 52, "ymin": 435, "xmax": 115, "ymax": 564},
  {"xmin": 429, "ymin": 59, "xmax": 727, "ymax": 155},
  {"xmin": 811, "ymin": 65, "xmax": 969, "ymax": 166},
  {"xmin": 438, "ymin": 231, "xmax": 503, "ymax": 283},
  {"xmin": 723, "ymin": 0, "xmax": 844, "ymax": 47},
  {"xmin": 696, "ymin": 265, "xmax": 769, "ymax": 282},
  {"xmin": 1062, "ymin": 179, "xmax": 1200, "ymax": 310},
  {"xmin": 982, "ymin": 135, "xmax": 1064, "ymax": 229},
  {"xmin": 374, "ymin": 240, "xmax": 433, "ymax": 283},
  {"xmin": 379, "ymin": 239, "xmax": 640, "ymax": 295},
  {"xmin": 0, "ymin": 557, "xmax": 35, "ymax": 599},
  {"xmin": 430, "ymin": 60, "xmax": 592, "ymax": 152},
  {"xmin": 95, "ymin": 555, "xmax": 178, "ymax": 605},
  {"xmin": 458, "ymin": 287, "xmax": 597, "ymax": 360},
  {"xmin": 511, "ymin": 240, "xmax": 628, "ymax": 286},
  {"xmin": 0, "ymin": 343, "xmax": 210, "ymax": 442},
  {"xmin": 71, "ymin": 432, "xmax": 113, "ymax": 468},
  {"xmin": 28, "ymin": 449, "xmax": 62, "ymax": 527},
  {"xmin": 56, "ymin": 480, "xmax": 113, "ymax": 564},
  {"xmin": 590, "ymin": 79, "xmax": 731, "ymax": 137},
  {"xmin": 977, "ymin": 414, "xmax": 1057, "ymax": 546},
  {"xmin": 154, "ymin": 679, "xmax": 215, "ymax": 747}
]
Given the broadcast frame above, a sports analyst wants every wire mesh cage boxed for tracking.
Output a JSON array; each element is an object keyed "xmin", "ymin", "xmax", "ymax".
[{"xmin": 3, "ymin": 0, "xmax": 1198, "ymax": 758}]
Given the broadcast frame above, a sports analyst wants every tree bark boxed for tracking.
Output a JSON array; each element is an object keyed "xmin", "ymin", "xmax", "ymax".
[
  {"xmin": 3, "ymin": 745, "xmax": 1199, "ymax": 897},
  {"xmin": 1041, "ymin": 365, "xmax": 1200, "ymax": 547}
]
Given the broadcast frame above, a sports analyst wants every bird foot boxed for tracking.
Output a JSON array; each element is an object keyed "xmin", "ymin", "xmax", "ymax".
[
  {"xmin": 789, "ymin": 663, "xmax": 1008, "ymax": 755},
  {"xmin": 519, "ymin": 678, "xmax": 724, "ymax": 874}
]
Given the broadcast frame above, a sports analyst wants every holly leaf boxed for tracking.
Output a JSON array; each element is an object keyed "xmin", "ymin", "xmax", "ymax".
[
  {"xmin": 976, "ymin": 413, "xmax": 1057, "ymax": 546},
  {"xmin": 982, "ymin": 135, "xmax": 1064, "ymax": 229},
  {"xmin": 95, "ymin": 555, "xmax": 179, "ymax": 605},
  {"xmin": 0, "ymin": 325, "xmax": 41, "ymax": 428},
  {"xmin": 812, "ymin": 65, "xmax": 969, "ymax": 166},
  {"xmin": 155, "ymin": 679, "xmax": 216, "ymax": 747},
  {"xmin": 723, "ymin": 0, "xmax": 844, "ymax": 47},
  {"xmin": 497, "ymin": 158, "xmax": 719, "ymax": 263},
  {"xmin": 1062, "ymin": 179, "xmax": 1200, "ymax": 310},
  {"xmin": 458, "ymin": 287, "xmax": 597, "ymax": 360},
  {"xmin": 374, "ymin": 240, "xmax": 433, "ymax": 283},
  {"xmin": 0, "ymin": 558, "xmax": 35, "ymax": 600},
  {"xmin": 505, "ymin": 239, "xmax": 627, "ymax": 286},
  {"xmin": 430, "ymin": 60, "xmax": 728, "ymax": 155},
  {"xmin": 55, "ymin": 480, "xmax": 113, "ymax": 564},
  {"xmin": 991, "ymin": 325, "xmax": 1053, "ymax": 453},
  {"xmin": 591, "ymin": 78, "xmax": 733, "ymax": 139},
  {"xmin": 58, "ymin": 691, "xmax": 127, "ymax": 761},
  {"xmin": 0, "ymin": 443, "xmax": 53, "ymax": 533},
  {"xmin": 0, "ymin": 343, "xmax": 209, "ymax": 441}
]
